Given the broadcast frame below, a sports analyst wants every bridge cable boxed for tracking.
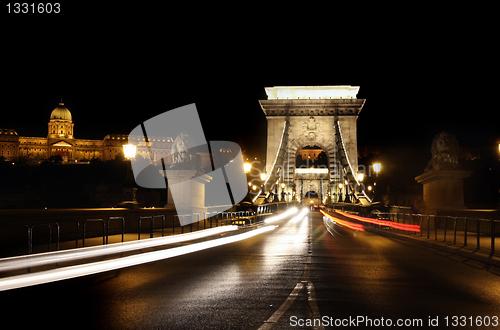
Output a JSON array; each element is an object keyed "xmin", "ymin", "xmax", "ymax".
[
  {"xmin": 253, "ymin": 120, "xmax": 290, "ymax": 202},
  {"xmin": 334, "ymin": 120, "xmax": 372, "ymax": 204}
]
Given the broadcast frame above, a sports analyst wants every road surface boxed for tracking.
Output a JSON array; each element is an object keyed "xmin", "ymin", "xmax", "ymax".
[{"xmin": 2, "ymin": 209, "xmax": 500, "ymax": 329}]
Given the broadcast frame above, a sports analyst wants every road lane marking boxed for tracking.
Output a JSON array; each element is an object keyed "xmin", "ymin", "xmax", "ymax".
[
  {"xmin": 259, "ymin": 211, "xmax": 324, "ymax": 330},
  {"xmin": 306, "ymin": 281, "xmax": 324, "ymax": 330},
  {"xmin": 259, "ymin": 282, "xmax": 305, "ymax": 330},
  {"xmin": 302, "ymin": 254, "xmax": 324, "ymax": 330}
]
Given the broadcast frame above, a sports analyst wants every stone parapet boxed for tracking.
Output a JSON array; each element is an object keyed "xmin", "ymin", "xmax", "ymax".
[{"xmin": 415, "ymin": 170, "xmax": 473, "ymax": 214}]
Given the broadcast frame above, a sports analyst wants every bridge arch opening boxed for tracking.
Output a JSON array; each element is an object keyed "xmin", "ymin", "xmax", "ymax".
[
  {"xmin": 295, "ymin": 145, "xmax": 328, "ymax": 169},
  {"xmin": 304, "ymin": 191, "xmax": 319, "ymax": 205}
]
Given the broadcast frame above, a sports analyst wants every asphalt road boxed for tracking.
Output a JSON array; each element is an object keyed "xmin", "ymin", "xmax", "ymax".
[{"xmin": 2, "ymin": 209, "xmax": 500, "ymax": 329}]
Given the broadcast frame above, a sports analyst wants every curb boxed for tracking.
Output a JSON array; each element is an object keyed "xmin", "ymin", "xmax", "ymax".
[{"xmin": 365, "ymin": 227, "xmax": 500, "ymax": 268}]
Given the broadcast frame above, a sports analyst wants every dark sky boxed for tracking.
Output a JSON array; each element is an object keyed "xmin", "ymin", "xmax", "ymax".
[{"xmin": 1, "ymin": 6, "xmax": 496, "ymax": 162}]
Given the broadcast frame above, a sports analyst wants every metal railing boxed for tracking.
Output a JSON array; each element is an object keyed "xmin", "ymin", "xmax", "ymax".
[
  {"xmin": 107, "ymin": 217, "xmax": 125, "ymax": 244},
  {"xmin": 18, "ymin": 211, "xmax": 255, "ymax": 254},
  {"xmin": 82, "ymin": 219, "xmax": 105, "ymax": 247},
  {"xmin": 28, "ymin": 223, "xmax": 59, "ymax": 254},
  {"xmin": 5, "ymin": 202, "xmax": 296, "ymax": 257},
  {"xmin": 373, "ymin": 212, "xmax": 499, "ymax": 255},
  {"xmin": 26, "ymin": 220, "xmax": 80, "ymax": 254}
]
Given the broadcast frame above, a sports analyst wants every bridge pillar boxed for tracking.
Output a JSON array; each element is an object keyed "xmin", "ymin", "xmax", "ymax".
[{"xmin": 260, "ymin": 86, "xmax": 365, "ymax": 204}]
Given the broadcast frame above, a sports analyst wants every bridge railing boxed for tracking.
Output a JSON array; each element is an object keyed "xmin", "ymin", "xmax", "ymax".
[
  {"xmin": 1, "ymin": 202, "xmax": 295, "ymax": 257},
  {"xmin": 373, "ymin": 212, "xmax": 500, "ymax": 256},
  {"xmin": 322, "ymin": 208, "xmax": 500, "ymax": 257}
]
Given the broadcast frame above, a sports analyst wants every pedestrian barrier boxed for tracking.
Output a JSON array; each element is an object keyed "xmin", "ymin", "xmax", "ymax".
[
  {"xmin": 25, "ymin": 220, "xmax": 80, "ymax": 254},
  {"xmin": 107, "ymin": 217, "xmax": 125, "ymax": 244},
  {"xmin": 153, "ymin": 214, "xmax": 166, "ymax": 237},
  {"xmin": 28, "ymin": 223, "xmax": 59, "ymax": 254},
  {"xmin": 172, "ymin": 215, "xmax": 182, "ymax": 234},
  {"xmin": 192, "ymin": 213, "xmax": 201, "ymax": 231},
  {"xmin": 83, "ymin": 219, "xmax": 105, "ymax": 247},
  {"xmin": 371, "ymin": 212, "xmax": 499, "ymax": 255},
  {"xmin": 138, "ymin": 216, "xmax": 152, "ymax": 240},
  {"xmin": 3, "ymin": 203, "xmax": 291, "ymax": 258},
  {"xmin": 57, "ymin": 219, "xmax": 80, "ymax": 249}
]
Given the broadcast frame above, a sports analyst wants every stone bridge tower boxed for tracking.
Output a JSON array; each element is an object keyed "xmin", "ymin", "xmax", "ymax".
[{"xmin": 259, "ymin": 86, "xmax": 365, "ymax": 204}]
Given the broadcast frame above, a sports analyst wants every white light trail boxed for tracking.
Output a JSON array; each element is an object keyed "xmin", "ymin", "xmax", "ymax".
[
  {"xmin": 0, "ymin": 225, "xmax": 277, "ymax": 291},
  {"xmin": 0, "ymin": 225, "xmax": 239, "ymax": 273},
  {"xmin": 290, "ymin": 208, "xmax": 309, "ymax": 223},
  {"xmin": 264, "ymin": 207, "xmax": 298, "ymax": 224}
]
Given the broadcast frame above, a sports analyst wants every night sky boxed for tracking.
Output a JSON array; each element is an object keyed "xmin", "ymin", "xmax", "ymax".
[{"xmin": 2, "ymin": 6, "xmax": 496, "ymax": 165}]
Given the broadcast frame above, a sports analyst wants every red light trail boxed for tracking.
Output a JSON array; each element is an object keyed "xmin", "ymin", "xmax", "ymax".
[
  {"xmin": 334, "ymin": 210, "xmax": 421, "ymax": 232},
  {"xmin": 320, "ymin": 210, "xmax": 365, "ymax": 232}
]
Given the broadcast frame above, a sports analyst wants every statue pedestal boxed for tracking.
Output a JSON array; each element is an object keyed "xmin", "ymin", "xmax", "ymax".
[
  {"xmin": 162, "ymin": 170, "xmax": 212, "ymax": 225},
  {"xmin": 415, "ymin": 170, "xmax": 472, "ymax": 215}
]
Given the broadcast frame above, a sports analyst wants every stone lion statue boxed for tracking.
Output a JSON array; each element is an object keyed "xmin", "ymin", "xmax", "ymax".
[
  {"xmin": 425, "ymin": 131, "xmax": 460, "ymax": 172},
  {"xmin": 170, "ymin": 132, "xmax": 198, "ymax": 168}
]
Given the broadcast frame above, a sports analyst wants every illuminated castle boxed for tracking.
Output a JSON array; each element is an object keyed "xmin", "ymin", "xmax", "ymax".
[{"xmin": 0, "ymin": 100, "xmax": 174, "ymax": 163}]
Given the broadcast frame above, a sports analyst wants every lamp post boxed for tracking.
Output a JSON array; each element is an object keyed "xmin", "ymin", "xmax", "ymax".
[
  {"xmin": 338, "ymin": 182, "xmax": 343, "ymax": 203},
  {"xmin": 372, "ymin": 162, "xmax": 382, "ymax": 201},
  {"xmin": 281, "ymin": 182, "xmax": 286, "ymax": 202},
  {"xmin": 244, "ymin": 162, "xmax": 252, "ymax": 199},
  {"xmin": 357, "ymin": 172, "xmax": 365, "ymax": 195},
  {"xmin": 344, "ymin": 180, "xmax": 351, "ymax": 203},
  {"xmin": 257, "ymin": 172, "xmax": 268, "ymax": 202},
  {"xmin": 260, "ymin": 172, "xmax": 267, "ymax": 194},
  {"xmin": 367, "ymin": 185, "xmax": 373, "ymax": 200},
  {"xmin": 273, "ymin": 179, "xmax": 279, "ymax": 202},
  {"xmin": 119, "ymin": 144, "xmax": 138, "ymax": 209}
]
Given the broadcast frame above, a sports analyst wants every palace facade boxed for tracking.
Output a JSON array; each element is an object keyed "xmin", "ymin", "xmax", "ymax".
[{"xmin": 0, "ymin": 101, "xmax": 174, "ymax": 163}]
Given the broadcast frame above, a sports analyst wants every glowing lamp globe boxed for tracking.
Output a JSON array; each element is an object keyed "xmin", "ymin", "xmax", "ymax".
[
  {"xmin": 244, "ymin": 162, "xmax": 252, "ymax": 173},
  {"xmin": 123, "ymin": 144, "xmax": 137, "ymax": 159}
]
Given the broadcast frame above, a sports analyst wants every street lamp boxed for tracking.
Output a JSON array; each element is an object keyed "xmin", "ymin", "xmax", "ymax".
[
  {"xmin": 119, "ymin": 144, "xmax": 138, "ymax": 209},
  {"xmin": 338, "ymin": 182, "xmax": 343, "ymax": 202},
  {"xmin": 123, "ymin": 144, "xmax": 137, "ymax": 159},
  {"xmin": 244, "ymin": 162, "xmax": 252, "ymax": 173},
  {"xmin": 260, "ymin": 172, "xmax": 267, "ymax": 195},
  {"xmin": 356, "ymin": 172, "xmax": 365, "ymax": 197},
  {"xmin": 372, "ymin": 163, "xmax": 382, "ymax": 202},
  {"xmin": 367, "ymin": 185, "xmax": 373, "ymax": 199},
  {"xmin": 281, "ymin": 182, "xmax": 286, "ymax": 202}
]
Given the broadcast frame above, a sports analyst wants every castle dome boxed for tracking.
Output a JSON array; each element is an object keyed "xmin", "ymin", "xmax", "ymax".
[{"xmin": 50, "ymin": 102, "xmax": 72, "ymax": 121}]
